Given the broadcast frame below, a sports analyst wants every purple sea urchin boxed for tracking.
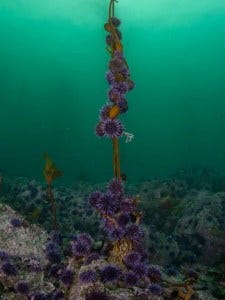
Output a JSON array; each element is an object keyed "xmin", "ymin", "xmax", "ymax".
[
  {"xmin": 1, "ymin": 261, "xmax": 17, "ymax": 276},
  {"xmin": 109, "ymin": 58, "xmax": 124, "ymax": 73},
  {"xmin": 124, "ymin": 271, "xmax": 138, "ymax": 287},
  {"xmin": 85, "ymin": 290, "xmax": 110, "ymax": 300},
  {"xmin": 108, "ymin": 178, "xmax": 124, "ymax": 197},
  {"xmin": 117, "ymin": 99, "xmax": 128, "ymax": 113},
  {"xmin": 71, "ymin": 233, "xmax": 92, "ymax": 257},
  {"xmin": 48, "ymin": 264, "xmax": 60, "ymax": 278},
  {"xmin": 94, "ymin": 192, "xmax": 119, "ymax": 216},
  {"xmin": 79, "ymin": 269, "xmax": 97, "ymax": 283},
  {"xmin": 127, "ymin": 79, "xmax": 135, "ymax": 91},
  {"xmin": 107, "ymin": 227, "xmax": 124, "ymax": 240},
  {"xmin": 60, "ymin": 268, "xmax": 74, "ymax": 286},
  {"xmin": 113, "ymin": 81, "xmax": 129, "ymax": 94},
  {"xmin": 0, "ymin": 250, "xmax": 9, "ymax": 261},
  {"xmin": 110, "ymin": 17, "xmax": 121, "ymax": 27},
  {"xmin": 31, "ymin": 292, "xmax": 47, "ymax": 300},
  {"xmin": 95, "ymin": 122, "xmax": 105, "ymax": 137},
  {"xmin": 101, "ymin": 118, "xmax": 123, "ymax": 138},
  {"xmin": 120, "ymin": 198, "xmax": 136, "ymax": 213},
  {"xmin": 108, "ymin": 87, "xmax": 123, "ymax": 102},
  {"xmin": 72, "ymin": 241, "xmax": 89, "ymax": 257},
  {"xmin": 15, "ymin": 281, "xmax": 29, "ymax": 295},
  {"xmin": 51, "ymin": 289, "xmax": 64, "ymax": 300},
  {"xmin": 147, "ymin": 265, "xmax": 162, "ymax": 282},
  {"xmin": 51, "ymin": 230, "xmax": 63, "ymax": 245},
  {"xmin": 101, "ymin": 264, "xmax": 121, "ymax": 283},
  {"xmin": 131, "ymin": 262, "xmax": 148, "ymax": 278},
  {"xmin": 88, "ymin": 191, "xmax": 104, "ymax": 208},
  {"xmin": 45, "ymin": 242, "xmax": 61, "ymax": 263},
  {"xmin": 117, "ymin": 213, "xmax": 130, "ymax": 227},
  {"xmin": 86, "ymin": 253, "xmax": 100, "ymax": 264},
  {"xmin": 77, "ymin": 233, "xmax": 93, "ymax": 248},
  {"xmin": 100, "ymin": 104, "xmax": 111, "ymax": 120},
  {"xmin": 125, "ymin": 224, "xmax": 144, "ymax": 244},
  {"xmin": 124, "ymin": 252, "xmax": 142, "ymax": 268},
  {"xmin": 148, "ymin": 283, "xmax": 164, "ymax": 296},
  {"xmin": 106, "ymin": 71, "xmax": 115, "ymax": 85},
  {"xmin": 106, "ymin": 34, "xmax": 113, "ymax": 46},
  {"xmin": 28, "ymin": 258, "xmax": 43, "ymax": 273},
  {"xmin": 10, "ymin": 218, "xmax": 22, "ymax": 227},
  {"xmin": 120, "ymin": 66, "xmax": 130, "ymax": 78}
]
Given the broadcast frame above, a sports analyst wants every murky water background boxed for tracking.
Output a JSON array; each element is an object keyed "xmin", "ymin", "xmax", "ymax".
[{"xmin": 0, "ymin": 0, "xmax": 225, "ymax": 183}]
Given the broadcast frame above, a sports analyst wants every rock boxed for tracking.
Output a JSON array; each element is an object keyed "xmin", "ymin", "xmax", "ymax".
[{"xmin": 0, "ymin": 204, "xmax": 53, "ymax": 298}]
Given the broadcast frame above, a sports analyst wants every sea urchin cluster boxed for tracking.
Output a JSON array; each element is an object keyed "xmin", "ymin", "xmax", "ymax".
[
  {"xmin": 95, "ymin": 14, "xmax": 134, "ymax": 140},
  {"xmin": 89, "ymin": 178, "xmax": 144, "ymax": 264}
]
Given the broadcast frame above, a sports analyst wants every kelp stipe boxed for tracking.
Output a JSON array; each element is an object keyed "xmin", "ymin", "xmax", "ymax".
[
  {"xmin": 95, "ymin": 0, "xmax": 135, "ymax": 179},
  {"xmin": 89, "ymin": 0, "xmax": 147, "ymax": 266},
  {"xmin": 43, "ymin": 153, "xmax": 62, "ymax": 230}
]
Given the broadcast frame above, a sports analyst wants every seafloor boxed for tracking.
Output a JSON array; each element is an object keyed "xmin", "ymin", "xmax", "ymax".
[{"xmin": 0, "ymin": 169, "xmax": 224, "ymax": 299}]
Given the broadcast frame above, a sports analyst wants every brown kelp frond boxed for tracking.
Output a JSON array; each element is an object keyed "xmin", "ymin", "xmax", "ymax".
[
  {"xmin": 43, "ymin": 153, "xmax": 61, "ymax": 230},
  {"xmin": 43, "ymin": 153, "xmax": 62, "ymax": 185}
]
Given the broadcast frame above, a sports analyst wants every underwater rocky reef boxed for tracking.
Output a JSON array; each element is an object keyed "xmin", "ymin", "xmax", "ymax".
[
  {"xmin": 0, "ymin": 171, "xmax": 225, "ymax": 299},
  {"xmin": 1, "ymin": 0, "xmax": 225, "ymax": 299}
]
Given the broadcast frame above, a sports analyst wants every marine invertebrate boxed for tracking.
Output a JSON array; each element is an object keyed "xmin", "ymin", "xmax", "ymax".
[
  {"xmin": 100, "ymin": 104, "xmax": 111, "ymax": 120},
  {"xmin": 85, "ymin": 290, "xmax": 110, "ymax": 300},
  {"xmin": 79, "ymin": 269, "xmax": 97, "ymax": 283},
  {"xmin": 15, "ymin": 280, "xmax": 30, "ymax": 295},
  {"xmin": 131, "ymin": 262, "xmax": 148, "ymax": 278},
  {"xmin": 100, "ymin": 264, "xmax": 121, "ymax": 283},
  {"xmin": 95, "ymin": 122, "xmax": 105, "ymax": 137},
  {"xmin": 106, "ymin": 71, "xmax": 116, "ymax": 85},
  {"xmin": 28, "ymin": 258, "xmax": 43, "ymax": 273},
  {"xmin": 111, "ymin": 16, "xmax": 121, "ymax": 27},
  {"xmin": 51, "ymin": 289, "xmax": 64, "ymax": 300},
  {"xmin": 166, "ymin": 265, "xmax": 178, "ymax": 276},
  {"xmin": 101, "ymin": 118, "xmax": 123, "ymax": 138},
  {"xmin": 51, "ymin": 230, "xmax": 63, "ymax": 245},
  {"xmin": 124, "ymin": 224, "xmax": 144, "ymax": 245},
  {"xmin": 124, "ymin": 271, "xmax": 138, "ymax": 287},
  {"xmin": 147, "ymin": 265, "xmax": 162, "ymax": 282},
  {"xmin": 117, "ymin": 212, "xmax": 130, "ymax": 226},
  {"xmin": 48, "ymin": 264, "xmax": 61, "ymax": 278},
  {"xmin": 88, "ymin": 191, "xmax": 104, "ymax": 207},
  {"xmin": 71, "ymin": 233, "xmax": 93, "ymax": 258},
  {"xmin": 1, "ymin": 260, "xmax": 17, "ymax": 276},
  {"xmin": 117, "ymin": 99, "xmax": 128, "ymax": 113},
  {"xmin": 95, "ymin": 192, "xmax": 119, "ymax": 216},
  {"xmin": 0, "ymin": 250, "xmax": 9, "ymax": 261},
  {"xmin": 96, "ymin": 0, "xmax": 135, "ymax": 179},
  {"xmin": 43, "ymin": 153, "xmax": 62, "ymax": 230},
  {"xmin": 148, "ymin": 283, "xmax": 164, "ymax": 296},
  {"xmin": 86, "ymin": 253, "xmax": 100, "ymax": 264},
  {"xmin": 89, "ymin": 0, "xmax": 149, "ymax": 288},
  {"xmin": 31, "ymin": 291, "xmax": 47, "ymax": 300},
  {"xmin": 45, "ymin": 241, "xmax": 61, "ymax": 263},
  {"xmin": 60, "ymin": 268, "xmax": 74, "ymax": 286},
  {"xmin": 124, "ymin": 251, "xmax": 142, "ymax": 268},
  {"xmin": 90, "ymin": 180, "xmax": 144, "ymax": 265},
  {"xmin": 10, "ymin": 217, "xmax": 23, "ymax": 227},
  {"xmin": 108, "ymin": 177, "xmax": 124, "ymax": 197}
]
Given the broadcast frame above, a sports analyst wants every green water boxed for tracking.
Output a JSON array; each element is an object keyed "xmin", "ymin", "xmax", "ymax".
[{"xmin": 1, "ymin": 0, "xmax": 225, "ymax": 184}]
